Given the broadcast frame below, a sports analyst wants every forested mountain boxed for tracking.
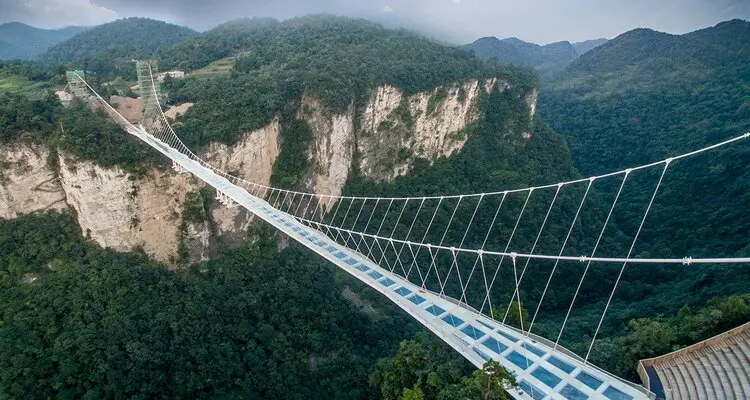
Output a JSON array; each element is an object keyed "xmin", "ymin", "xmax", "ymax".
[
  {"xmin": 160, "ymin": 15, "xmax": 536, "ymax": 146},
  {"xmin": 38, "ymin": 18, "xmax": 197, "ymax": 77},
  {"xmin": 464, "ymin": 36, "xmax": 607, "ymax": 77},
  {"xmin": 0, "ymin": 22, "xmax": 86, "ymax": 60},
  {"xmin": 539, "ymin": 19, "xmax": 750, "ymax": 261},
  {"xmin": 571, "ymin": 38, "xmax": 608, "ymax": 55},
  {"xmin": 1, "ymin": 14, "xmax": 749, "ymax": 398},
  {"xmin": 0, "ymin": 212, "xmax": 422, "ymax": 399}
]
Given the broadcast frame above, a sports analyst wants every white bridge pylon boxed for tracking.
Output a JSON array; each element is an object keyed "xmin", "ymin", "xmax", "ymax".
[{"xmin": 71, "ymin": 68, "xmax": 748, "ymax": 400}]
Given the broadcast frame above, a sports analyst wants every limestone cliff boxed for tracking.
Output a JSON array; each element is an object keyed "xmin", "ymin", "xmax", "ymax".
[
  {"xmin": 0, "ymin": 119, "xmax": 281, "ymax": 265},
  {"xmin": 0, "ymin": 77, "xmax": 537, "ymax": 265},
  {"xmin": 0, "ymin": 143, "xmax": 66, "ymax": 219},
  {"xmin": 297, "ymin": 77, "xmax": 534, "ymax": 198}
]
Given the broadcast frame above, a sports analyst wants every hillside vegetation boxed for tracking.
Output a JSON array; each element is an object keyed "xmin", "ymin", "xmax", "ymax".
[
  {"xmin": 0, "ymin": 22, "xmax": 86, "ymax": 60},
  {"xmin": 0, "ymin": 212, "xmax": 420, "ymax": 399},
  {"xmin": 161, "ymin": 15, "xmax": 537, "ymax": 147},
  {"xmin": 540, "ymin": 19, "xmax": 750, "ymax": 260},
  {"xmin": 464, "ymin": 36, "xmax": 607, "ymax": 77},
  {"xmin": 38, "ymin": 18, "xmax": 197, "ymax": 78}
]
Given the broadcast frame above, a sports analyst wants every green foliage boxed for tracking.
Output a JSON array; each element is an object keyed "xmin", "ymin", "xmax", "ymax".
[
  {"xmin": 161, "ymin": 15, "xmax": 538, "ymax": 148},
  {"xmin": 0, "ymin": 91, "xmax": 60, "ymax": 139},
  {"xmin": 589, "ymin": 295, "xmax": 750, "ymax": 380},
  {"xmin": 401, "ymin": 387, "xmax": 425, "ymax": 400},
  {"xmin": 497, "ymin": 301, "xmax": 529, "ymax": 330},
  {"xmin": 525, "ymin": 19, "xmax": 750, "ymax": 373},
  {"xmin": 427, "ymin": 88, "xmax": 448, "ymax": 116},
  {"xmin": 56, "ymin": 99, "xmax": 163, "ymax": 174},
  {"xmin": 465, "ymin": 37, "xmax": 580, "ymax": 78},
  {"xmin": 371, "ymin": 333, "xmax": 474, "ymax": 400},
  {"xmin": 394, "ymin": 97, "xmax": 414, "ymax": 129},
  {"xmin": 371, "ymin": 334, "xmax": 515, "ymax": 400},
  {"xmin": 0, "ymin": 213, "xmax": 416, "ymax": 399},
  {"xmin": 182, "ymin": 190, "xmax": 212, "ymax": 224},
  {"xmin": 39, "ymin": 18, "xmax": 197, "ymax": 78},
  {"xmin": 271, "ymin": 115, "xmax": 314, "ymax": 189}
]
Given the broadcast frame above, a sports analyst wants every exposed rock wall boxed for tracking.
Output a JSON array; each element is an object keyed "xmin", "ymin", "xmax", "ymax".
[
  {"xmin": 298, "ymin": 95, "xmax": 355, "ymax": 206},
  {"xmin": 357, "ymin": 79, "xmax": 489, "ymax": 181},
  {"xmin": 301, "ymin": 78, "xmax": 522, "ymax": 195},
  {"xmin": 0, "ymin": 143, "xmax": 66, "ymax": 219},
  {"xmin": 57, "ymin": 155, "xmax": 202, "ymax": 263},
  {"xmin": 0, "ymin": 77, "xmax": 537, "ymax": 266},
  {"xmin": 0, "ymin": 119, "xmax": 281, "ymax": 265},
  {"xmin": 201, "ymin": 118, "xmax": 282, "ymax": 244}
]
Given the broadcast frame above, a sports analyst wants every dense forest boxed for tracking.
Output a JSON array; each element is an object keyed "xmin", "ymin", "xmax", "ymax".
[
  {"xmin": 0, "ymin": 14, "xmax": 749, "ymax": 398},
  {"xmin": 161, "ymin": 15, "xmax": 537, "ymax": 148},
  {"xmin": 539, "ymin": 19, "xmax": 750, "ymax": 287},
  {"xmin": 0, "ymin": 212, "xmax": 421, "ymax": 399},
  {"xmin": 38, "ymin": 18, "xmax": 197, "ymax": 78}
]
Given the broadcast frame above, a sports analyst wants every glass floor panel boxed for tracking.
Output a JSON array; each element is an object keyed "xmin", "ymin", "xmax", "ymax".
[
  {"xmin": 461, "ymin": 325, "xmax": 486, "ymax": 340},
  {"xmin": 379, "ymin": 278, "xmax": 396, "ymax": 287},
  {"xmin": 522, "ymin": 343, "xmax": 545, "ymax": 358},
  {"xmin": 499, "ymin": 331, "xmax": 519, "ymax": 342},
  {"xmin": 505, "ymin": 351, "xmax": 532, "ymax": 370},
  {"xmin": 426, "ymin": 305, "xmax": 445, "ymax": 316},
  {"xmin": 576, "ymin": 371, "xmax": 603, "ymax": 390},
  {"xmin": 561, "ymin": 384, "xmax": 589, "ymax": 400},
  {"xmin": 603, "ymin": 387, "xmax": 633, "ymax": 400},
  {"xmin": 548, "ymin": 356, "xmax": 576, "ymax": 374},
  {"xmin": 531, "ymin": 366, "xmax": 562, "ymax": 389},
  {"xmin": 519, "ymin": 380, "xmax": 546, "ymax": 400},
  {"xmin": 442, "ymin": 314, "xmax": 465, "ymax": 327},
  {"xmin": 481, "ymin": 337, "xmax": 508, "ymax": 355},
  {"xmin": 368, "ymin": 271, "xmax": 384, "ymax": 280}
]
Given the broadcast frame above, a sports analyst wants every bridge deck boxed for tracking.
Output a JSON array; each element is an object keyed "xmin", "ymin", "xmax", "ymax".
[{"xmin": 129, "ymin": 126, "xmax": 653, "ymax": 400}]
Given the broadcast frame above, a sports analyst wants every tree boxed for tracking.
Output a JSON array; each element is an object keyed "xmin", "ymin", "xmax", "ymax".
[
  {"xmin": 471, "ymin": 360, "xmax": 517, "ymax": 400},
  {"xmin": 401, "ymin": 387, "xmax": 425, "ymax": 400}
]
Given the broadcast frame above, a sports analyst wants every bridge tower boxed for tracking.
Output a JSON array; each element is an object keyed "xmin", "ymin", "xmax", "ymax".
[
  {"xmin": 65, "ymin": 70, "xmax": 87, "ymax": 98},
  {"xmin": 136, "ymin": 60, "xmax": 164, "ymax": 115}
]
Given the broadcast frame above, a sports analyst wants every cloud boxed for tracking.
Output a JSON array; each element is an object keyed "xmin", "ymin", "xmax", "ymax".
[
  {"xmin": 0, "ymin": 0, "xmax": 118, "ymax": 27},
  {"xmin": 2, "ymin": 0, "xmax": 748, "ymax": 43}
]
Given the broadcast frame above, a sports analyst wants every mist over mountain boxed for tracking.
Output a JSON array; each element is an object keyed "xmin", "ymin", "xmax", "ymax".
[
  {"xmin": 464, "ymin": 36, "xmax": 607, "ymax": 77},
  {"xmin": 37, "ymin": 17, "xmax": 197, "ymax": 77},
  {"xmin": 0, "ymin": 22, "xmax": 87, "ymax": 60}
]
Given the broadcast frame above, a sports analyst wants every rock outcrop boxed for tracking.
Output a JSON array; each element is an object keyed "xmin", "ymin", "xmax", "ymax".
[
  {"xmin": 0, "ymin": 77, "xmax": 537, "ymax": 265},
  {"xmin": 0, "ymin": 143, "xmax": 66, "ymax": 219}
]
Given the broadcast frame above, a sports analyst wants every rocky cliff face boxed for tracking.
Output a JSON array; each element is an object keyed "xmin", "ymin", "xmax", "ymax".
[
  {"xmin": 0, "ymin": 78, "xmax": 536, "ymax": 265},
  {"xmin": 0, "ymin": 143, "xmax": 66, "ymax": 219},
  {"xmin": 298, "ymin": 77, "xmax": 516, "ymax": 200},
  {"xmin": 0, "ymin": 119, "xmax": 281, "ymax": 265}
]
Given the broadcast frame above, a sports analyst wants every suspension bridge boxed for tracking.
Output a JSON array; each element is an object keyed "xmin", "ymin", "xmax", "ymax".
[{"xmin": 68, "ymin": 64, "xmax": 750, "ymax": 400}]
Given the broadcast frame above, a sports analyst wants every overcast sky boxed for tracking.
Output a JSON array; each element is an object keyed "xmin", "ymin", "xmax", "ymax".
[{"xmin": 1, "ymin": 0, "xmax": 748, "ymax": 44}]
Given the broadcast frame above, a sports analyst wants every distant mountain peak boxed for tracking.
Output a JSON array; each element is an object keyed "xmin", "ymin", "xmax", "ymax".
[
  {"xmin": 465, "ymin": 36, "xmax": 583, "ymax": 77},
  {"xmin": 0, "ymin": 22, "xmax": 87, "ymax": 60}
]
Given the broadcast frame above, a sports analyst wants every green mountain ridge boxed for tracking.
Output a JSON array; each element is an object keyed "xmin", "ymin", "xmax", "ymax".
[
  {"xmin": 0, "ymin": 22, "xmax": 87, "ymax": 60},
  {"xmin": 538, "ymin": 21, "xmax": 750, "ymax": 357},
  {"xmin": 0, "ymin": 14, "xmax": 749, "ymax": 398},
  {"xmin": 464, "ymin": 36, "xmax": 607, "ymax": 77},
  {"xmin": 38, "ymin": 17, "xmax": 198, "ymax": 77}
]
